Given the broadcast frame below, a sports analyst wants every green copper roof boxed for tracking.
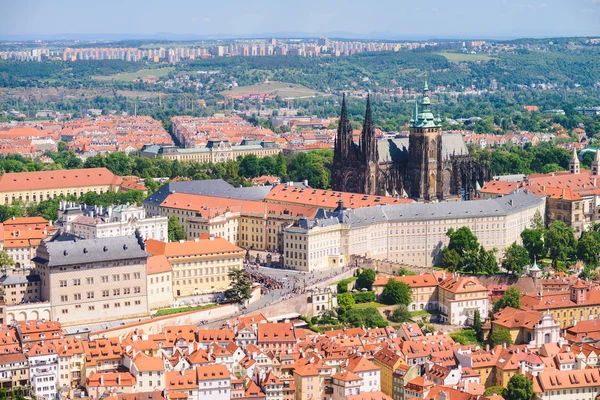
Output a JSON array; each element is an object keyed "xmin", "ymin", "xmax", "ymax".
[{"xmin": 411, "ymin": 78, "xmax": 440, "ymax": 129}]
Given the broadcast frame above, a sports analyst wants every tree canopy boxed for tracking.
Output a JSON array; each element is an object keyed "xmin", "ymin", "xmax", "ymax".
[
  {"xmin": 493, "ymin": 286, "xmax": 522, "ymax": 313},
  {"xmin": 356, "ymin": 269, "xmax": 377, "ymax": 291},
  {"xmin": 224, "ymin": 268, "xmax": 253, "ymax": 304},
  {"xmin": 382, "ymin": 279, "xmax": 412, "ymax": 306},
  {"xmin": 502, "ymin": 243, "xmax": 530, "ymax": 276}
]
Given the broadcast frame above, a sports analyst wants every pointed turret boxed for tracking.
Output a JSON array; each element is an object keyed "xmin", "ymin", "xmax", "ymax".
[
  {"xmin": 569, "ymin": 148, "xmax": 580, "ymax": 174},
  {"xmin": 335, "ymin": 93, "xmax": 352, "ymax": 159},
  {"xmin": 592, "ymin": 149, "xmax": 600, "ymax": 176},
  {"xmin": 360, "ymin": 94, "xmax": 378, "ymax": 163},
  {"xmin": 411, "ymin": 99, "xmax": 419, "ymax": 127}
]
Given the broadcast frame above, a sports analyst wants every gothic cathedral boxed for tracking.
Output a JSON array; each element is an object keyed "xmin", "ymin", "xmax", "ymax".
[{"xmin": 331, "ymin": 81, "xmax": 488, "ymax": 201}]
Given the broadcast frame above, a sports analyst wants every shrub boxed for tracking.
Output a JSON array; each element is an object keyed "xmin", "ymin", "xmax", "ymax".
[{"xmin": 352, "ymin": 291, "xmax": 376, "ymax": 303}]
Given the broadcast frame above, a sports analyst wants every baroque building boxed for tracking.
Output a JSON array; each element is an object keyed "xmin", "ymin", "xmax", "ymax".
[{"xmin": 332, "ymin": 82, "xmax": 488, "ymax": 201}]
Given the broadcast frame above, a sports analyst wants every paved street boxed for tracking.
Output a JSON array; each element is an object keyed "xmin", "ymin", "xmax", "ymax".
[{"xmin": 198, "ymin": 264, "xmax": 355, "ymax": 327}]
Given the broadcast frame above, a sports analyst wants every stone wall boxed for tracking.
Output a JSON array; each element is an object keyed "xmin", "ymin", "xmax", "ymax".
[
  {"xmin": 6, "ymin": 302, "xmax": 52, "ymax": 322},
  {"xmin": 89, "ymin": 303, "xmax": 237, "ymax": 339}
]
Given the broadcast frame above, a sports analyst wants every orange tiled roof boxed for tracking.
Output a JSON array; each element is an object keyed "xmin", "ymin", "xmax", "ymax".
[
  {"xmin": 146, "ymin": 254, "xmax": 172, "ymax": 275},
  {"xmin": 0, "ymin": 167, "xmax": 122, "ymax": 192},
  {"xmin": 146, "ymin": 236, "xmax": 243, "ymax": 258},
  {"xmin": 265, "ymin": 184, "xmax": 412, "ymax": 209}
]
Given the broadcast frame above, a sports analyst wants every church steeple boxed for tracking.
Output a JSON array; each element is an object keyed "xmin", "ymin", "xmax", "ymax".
[
  {"xmin": 360, "ymin": 94, "xmax": 378, "ymax": 163},
  {"xmin": 412, "ymin": 78, "xmax": 439, "ymax": 129},
  {"xmin": 335, "ymin": 93, "xmax": 352, "ymax": 159},
  {"xmin": 570, "ymin": 148, "xmax": 580, "ymax": 175}
]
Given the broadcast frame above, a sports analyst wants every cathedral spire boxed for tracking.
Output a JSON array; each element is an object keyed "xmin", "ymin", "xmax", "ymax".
[
  {"xmin": 335, "ymin": 93, "xmax": 352, "ymax": 159},
  {"xmin": 361, "ymin": 94, "xmax": 378, "ymax": 163},
  {"xmin": 411, "ymin": 99, "xmax": 419, "ymax": 127}
]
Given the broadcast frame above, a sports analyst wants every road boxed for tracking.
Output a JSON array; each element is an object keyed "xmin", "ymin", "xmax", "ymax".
[{"xmin": 199, "ymin": 264, "xmax": 355, "ymax": 327}]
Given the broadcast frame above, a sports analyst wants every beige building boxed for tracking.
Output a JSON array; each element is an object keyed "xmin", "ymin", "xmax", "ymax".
[
  {"xmin": 372, "ymin": 273, "xmax": 439, "ymax": 312},
  {"xmin": 140, "ymin": 139, "xmax": 281, "ymax": 163},
  {"xmin": 0, "ymin": 168, "xmax": 124, "ymax": 205},
  {"xmin": 0, "ymin": 353, "xmax": 29, "ymax": 389},
  {"xmin": 438, "ymin": 274, "xmax": 489, "ymax": 325},
  {"xmin": 33, "ymin": 235, "xmax": 150, "ymax": 326},
  {"xmin": 284, "ymin": 191, "xmax": 545, "ymax": 270},
  {"xmin": 284, "ymin": 218, "xmax": 347, "ymax": 271},
  {"xmin": 146, "ymin": 255, "xmax": 173, "ymax": 309},
  {"xmin": 0, "ymin": 274, "xmax": 41, "ymax": 306},
  {"xmin": 146, "ymin": 235, "xmax": 244, "ymax": 297},
  {"xmin": 147, "ymin": 193, "xmax": 318, "ymax": 253}
]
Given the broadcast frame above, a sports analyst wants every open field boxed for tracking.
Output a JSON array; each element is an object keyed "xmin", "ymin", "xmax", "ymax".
[
  {"xmin": 221, "ymin": 81, "xmax": 321, "ymax": 99},
  {"xmin": 436, "ymin": 52, "xmax": 495, "ymax": 62},
  {"xmin": 93, "ymin": 67, "xmax": 175, "ymax": 81}
]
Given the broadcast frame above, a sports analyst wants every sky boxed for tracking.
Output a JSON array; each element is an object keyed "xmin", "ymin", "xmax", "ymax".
[{"xmin": 1, "ymin": 0, "xmax": 599, "ymax": 40}]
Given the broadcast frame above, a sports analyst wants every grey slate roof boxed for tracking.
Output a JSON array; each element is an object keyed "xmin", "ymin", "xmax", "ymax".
[
  {"xmin": 0, "ymin": 274, "xmax": 40, "ymax": 285},
  {"xmin": 377, "ymin": 134, "xmax": 469, "ymax": 163},
  {"xmin": 34, "ymin": 236, "xmax": 149, "ymax": 267},
  {"xmin": 144, "ymin": 179, "xmax": 272, "ymax": 206},
  {"xmin": 342, "ymin": 190, "xmax": 543, "ymax": 227}
]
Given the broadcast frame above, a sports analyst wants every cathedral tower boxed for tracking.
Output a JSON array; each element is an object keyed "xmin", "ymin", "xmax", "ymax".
[
  {"xmin": 331, "ymin": 94, "xmax": 362, "ymax": 193},
  {"xmin": 360, "ymin": 95, "xmax": 379, "ymax": 195},
  {"xmin": 406, "ymin": 79, "xmax": 442, "ymax": 201}
]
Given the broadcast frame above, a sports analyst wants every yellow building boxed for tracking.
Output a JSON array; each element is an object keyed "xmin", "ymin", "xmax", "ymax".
[
  {"xmin": 146, "ymin": 235, "xmax": 244, "ymax": 296},
  {"xmin": 492, "ymin": 307, "xmax": 542, "ymax": 344},
  {"xmin": 372, "ymin": 347, "xmax": 406, "ymax": 397},
  {"xmin": 148, "ymin": 192, "xmax": 318, "ymax": 253},
  {"xmin": 521, "ymin": 279, "xmax": 600, "ymax": 328},
  {"xmin": 0, "ymin": 168, "xmax": 123, "ymax": 205},
  {"xmin": 293, "ymin": 364, "xmax": 321, "ymax": 400}
]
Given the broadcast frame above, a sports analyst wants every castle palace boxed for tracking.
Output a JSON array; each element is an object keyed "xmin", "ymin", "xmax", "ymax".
[{"xmin": 331, "ymin": 82, "xmax": 488, "ymax": 201}]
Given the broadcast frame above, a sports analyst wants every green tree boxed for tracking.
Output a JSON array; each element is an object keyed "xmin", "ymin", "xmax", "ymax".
[
  {"xmin": 544, "ymin": 221, "xmax": 576, "ymax": 268},
  {"xmin": 167, "ymin": 215, "xmax": 186, "ymax": 242},
  {"xmin": 473, "ymin": 309, "xmax": 483, "ymax": 342},
  {"xmin": 502, "ymin": 243, "xmax": 530, "ymax": 275},
  {"xmin": 488, "ymin": 328, "xmax": 514, "ymax": 347},
  {"xmin": 493, "ymin": 286, "xmax": 522, "ymax": 313},
  {"xmin": 396, "ymin": 267, "xmax": 417, "ymax": 276},
  {"xmin": 521, "ymin": 228, "xmax": 545, "ymax": 262},
  {"xmin": 503, "ymin": 373, "xmax": 534, "ymax": 400},
  {"xmin": 382, "ymin": 279, "xmax": 412, "ymax": 306},
  {"xmin": 224, "ymin": 268, "xmax": 253, "ymax": 304},
  {"xmin": 441, "ymin": 248, "xmax": 461, "ymax": 271},
  {"xmin": 532, "ymin": 209, "xmax": 545, "ymax": 231},
  {"xmin": 345, "ymin": 307, "xmax": 388, "ymax": 328},
  {"xmin": 389, "ymin": 305, "xmax": 413, "ymax": 323},
  {"xmin": 577, "ymin": 231, "xmax": 600, "ymax": 266},
  {"xmin": 484, "ymin": 386, "xmax": 505, "ymax": 397},
  {"xmin": 0, "ymin": 250, "xmax": 15, "ymax": 268},
  {"xmin": 356, "ymin": 269, "xmax": 377, "ymax": 290},
  {"xmin": 447, "ymin": 227, "xmax": 480, "ymax": 256},
  {"xmin": 238, "ymin": 154, "xmax": 261, "ymax": 178},
  {"xmin": 337, "ymin": 292, "xmax": 355, "ymax": 321}
]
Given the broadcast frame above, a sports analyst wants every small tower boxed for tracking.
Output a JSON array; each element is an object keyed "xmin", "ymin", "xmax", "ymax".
[
  {"xmin": 528, "ymin": 258, "xmax": 541, "ymax": 279},
  {"xmin": 570, "ymin": 280, "xmax": 588, "ymax": 305},
  {"xmin": 569, "ymin": 148, "xmax": 580, "ymax": 174},
  {"xmin": 592, "ymin": 149, "xmax": 600, "ymax": 176}
]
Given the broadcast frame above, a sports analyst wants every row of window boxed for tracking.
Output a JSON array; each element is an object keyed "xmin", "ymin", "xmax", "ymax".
[{"xmin": 58, "ymin": 273, "xmax": 141, "ymax": 287}]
